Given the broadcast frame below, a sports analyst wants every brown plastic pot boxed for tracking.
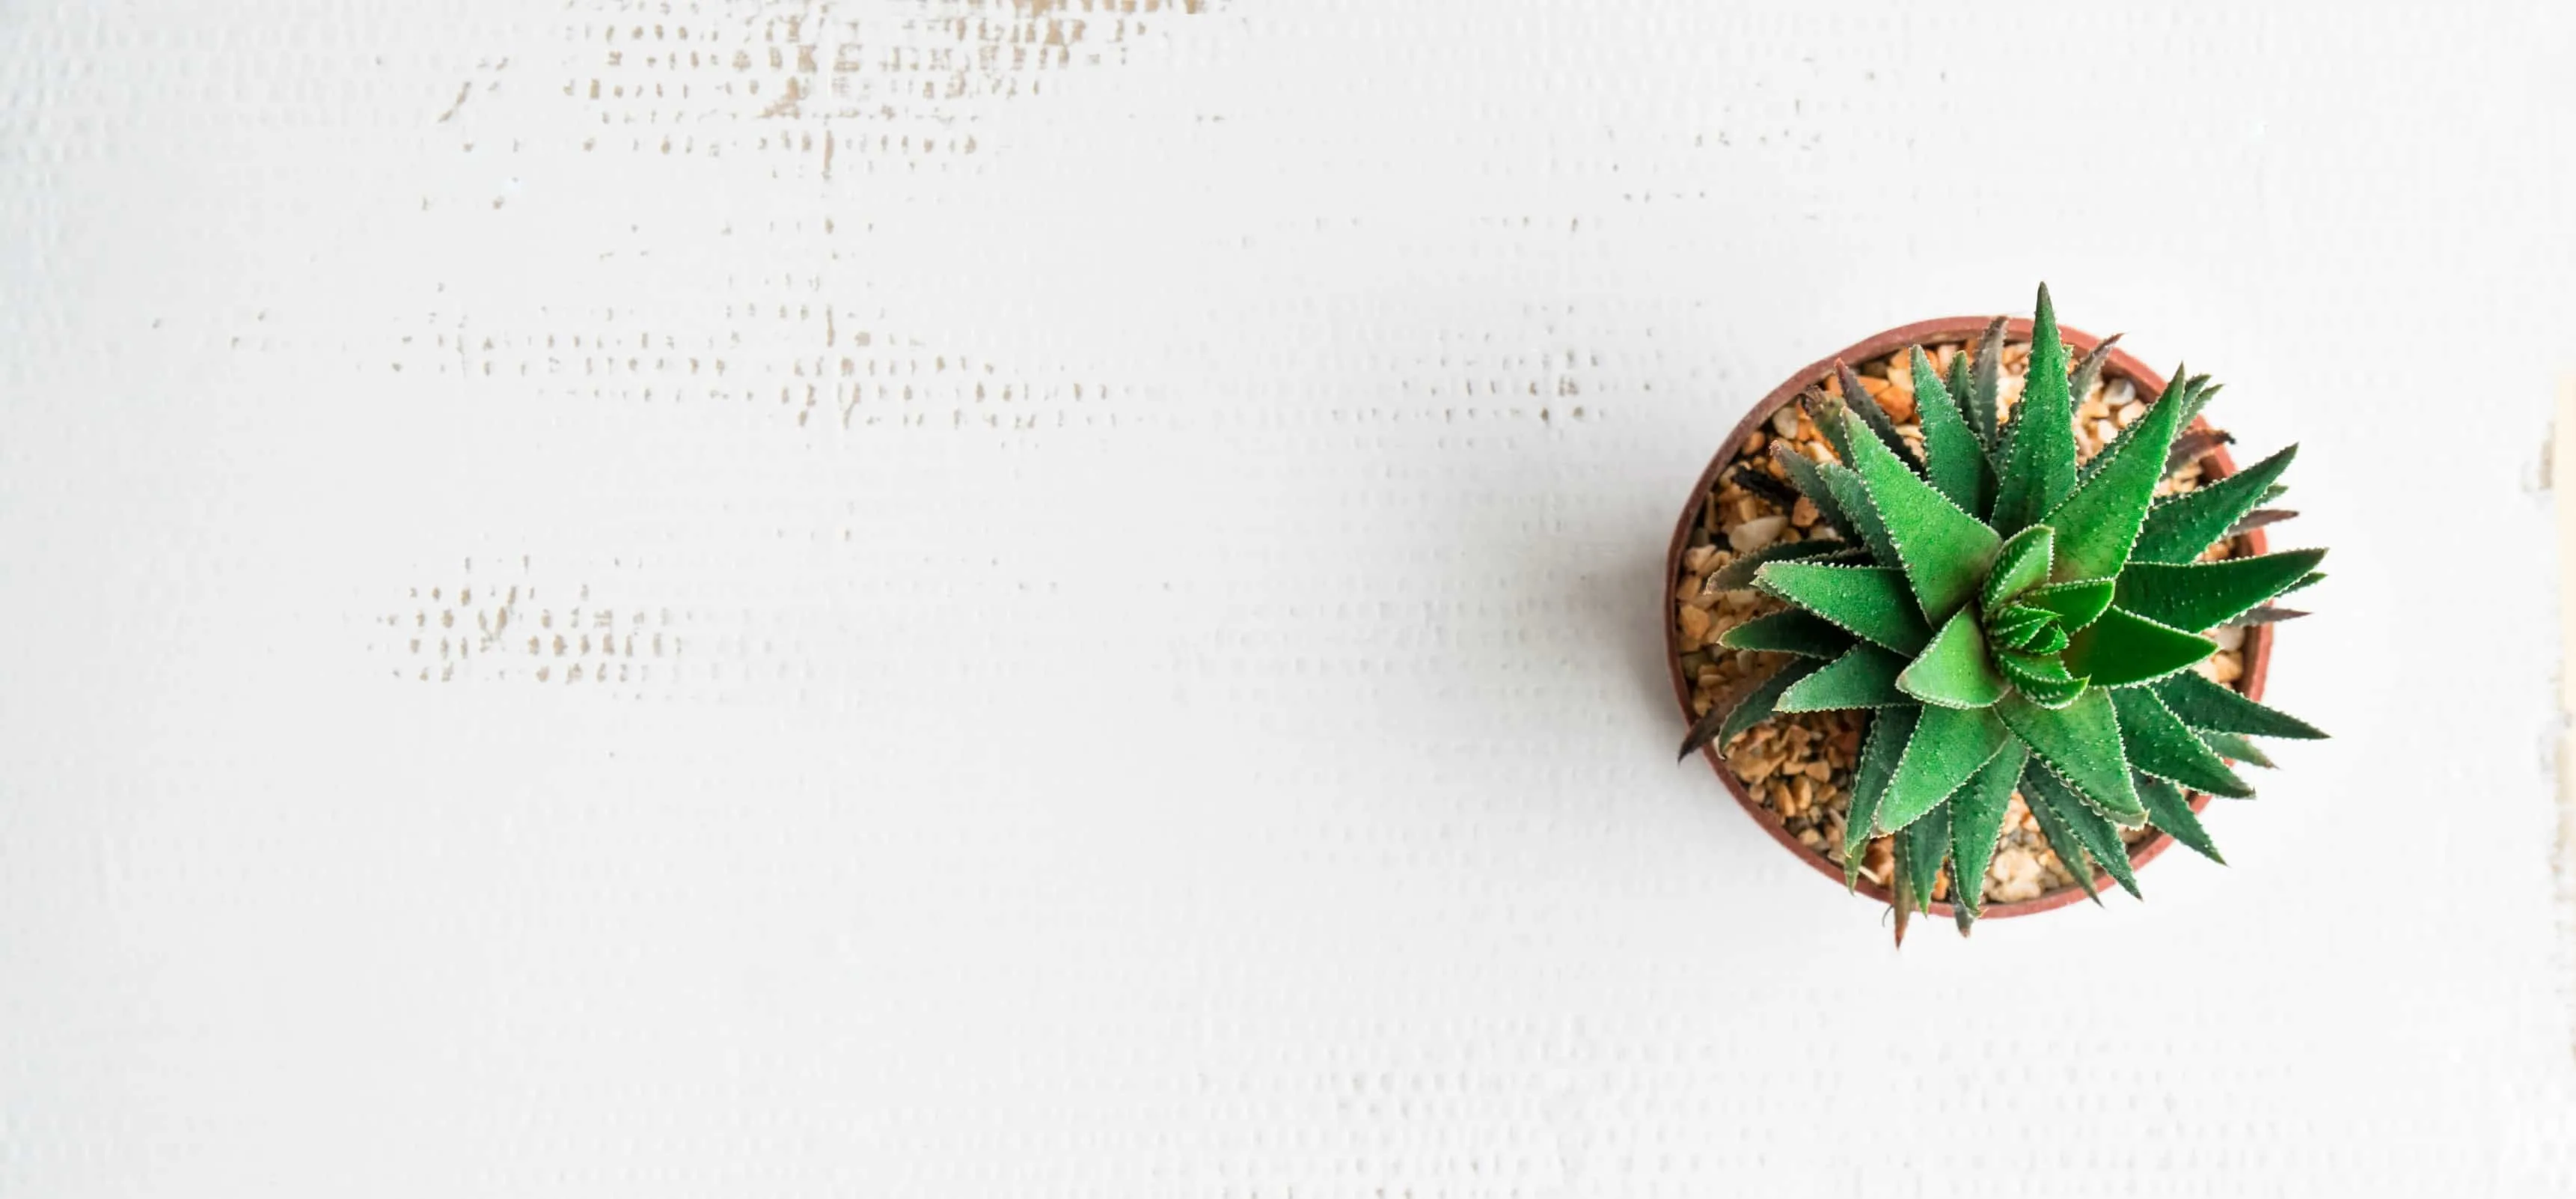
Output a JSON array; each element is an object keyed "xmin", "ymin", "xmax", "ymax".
[{"xmin": 1665, "ymin": 317, "xmax": 2274, "ymax": 921}]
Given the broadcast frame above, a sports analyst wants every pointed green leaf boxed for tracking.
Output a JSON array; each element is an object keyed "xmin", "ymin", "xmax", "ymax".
[
  {"xmin": 1771, "ymin": 445, "xmax": 1857, "ymax": 540},
  {"xmin": 2108, "ymin": 686, "xmax": 2254, "ymax": 798},
  {"xmin": 1838, "ymin": 361, "xmax": 1925, "ymax": 473},
  {"xmin": 1996, "ymin": 689, "xmax": 2147, "ymax": 826},
  {"xmin": 1875, "ymin": 705, "xmax": 2013, "ymax": 832},
  {"xmin": 1754, "ymin": 563, "xmax": 1931, "ymax": 654},
  {"xmin": 1775, "ymin": 644, "xmax": 1915, "ymax": 712},
  {"xmin": 1990, "ymin": 285, "xmax": 2079, "ymax": 534},
  {"xmin": 2199, "ymin": 729, "xmax": 2276, "ymax": 769},
  {"xmin": 1967, "ymin": 315, "xmax": 2007, "ymax": 448},
  {"xmin": 1897, "ymin": 799, "xmax": 1951, "ymax": 914},
  {"xmin": 1946, "ymin": 740, "xmax": 2028, "ymax": 921},
  {"xmin": 1677, "ymin": 659, "xmax": 1823, "ymax": 761},
  {"xmin": 2135, "ymin": 772, "xmax": 2223, "ymax": 864},
  {"xmin": 2076, "ymin": 364, "xmax": 2179, "ymax": 486},
  {"xmin": 2062, "ymin": 606, "xmax": 2217, "ymax": 689},
  {"xmin": 2179, "ymin": 376, "xmax": 2221, "ymax": 427},
  {"xmin": 1841, "ymin": 409, "xmax": 2003, "ymax": 624},
  {"xmin": 2023, "ymin": 765, "xmax": 2142, "ymax": 898},
  {"xmin": 2040, "ymin": 378, "xmax": 2184, "ymax": 582},
  {"xmin": 1707, "ymin": 537, "xmax": 1866, "ymax": 591},
  {"xmin": 1910, "ymin": 347, "xmax": 1986, "ymax": 512},
  {"xmin": 2164, "ymin": 427, "xmax": 2234, "ymax": 476},
  {"xmin": 1812, "ymin": 457, "xmax": 1904, "ymax": 568},
  {"xmin": 1718, "ymin": 608, "xmax": 1856, "ymax": 659},
  {"xmin": 1844, "ymin": 707, "xmax": 1918, "ymax": 879},
  {"xmin": 1801, "ymin": 390, "xmax": 1858, "ymax": 468},
  {"xmin": 2024, "ymin": 578, "xmax": 2116, "ymax": 632},
  {"xmin": 1995, "ymin": 649, "xmax": 2086, "ymax": 707},
  {"xmin": 2133, "ymin": 445, "xmax": 2301, "ymax": 565},
  {"xmin": 1898, "ymin": 607, "xmax": 2007, "ymax": 710},
  {"xmin": 2150, "ymin": 670, "xmax": 2328, "ymax": 740},
  {"xmin": 2066, "ymin": 335, "xmax": 2122, "ymax": 423},
  {"xmin": 2019, "ymin": 767, "xmax": 2101, "ymax": 903},
  {"xmin": 2115, "ymin": 550, "xmax": 2330, "ymax": 632}
]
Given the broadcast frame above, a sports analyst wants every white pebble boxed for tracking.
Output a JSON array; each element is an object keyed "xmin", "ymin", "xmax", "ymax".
[{"xmin": 1728, "ymin": 515, "xmax": 1788, "ymax": 553}]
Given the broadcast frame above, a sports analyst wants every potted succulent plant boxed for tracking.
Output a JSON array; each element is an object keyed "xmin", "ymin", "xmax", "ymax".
[{"xmin": 1667, "ymin": 285, "xmax": 2327, "ymax": 941}]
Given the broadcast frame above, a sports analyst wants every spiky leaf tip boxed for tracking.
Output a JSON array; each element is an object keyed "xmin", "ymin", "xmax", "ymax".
[
  {"xmin": 1989, "ymin": 284, "xmax": 2080, "ymax": 534},
  {"xmin": 1838, "ymin": 407, "xmax": 2001, "ymax": 626}
]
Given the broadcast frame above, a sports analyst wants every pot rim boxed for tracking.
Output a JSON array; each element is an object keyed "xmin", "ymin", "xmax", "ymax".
[{"xmin": 1663, "ymin": 315, "xmax": 2274, "ymax": 921}]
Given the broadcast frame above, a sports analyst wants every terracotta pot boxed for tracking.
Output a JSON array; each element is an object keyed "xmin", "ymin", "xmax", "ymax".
[{"xmin": 1665, "ymin": 317, "xmax": 2274, "ymax": 921}]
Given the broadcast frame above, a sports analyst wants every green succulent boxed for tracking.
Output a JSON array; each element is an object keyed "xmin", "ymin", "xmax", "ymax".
[{"xmin": 1680, "ymin": 284, "xmax": 2327, "ymax": 939}]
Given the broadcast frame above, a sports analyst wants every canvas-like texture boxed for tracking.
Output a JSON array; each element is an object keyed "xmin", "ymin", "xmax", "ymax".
[{"xmin": 3, "ymin": 1, "xmax": 2575, "ymax": 1194}]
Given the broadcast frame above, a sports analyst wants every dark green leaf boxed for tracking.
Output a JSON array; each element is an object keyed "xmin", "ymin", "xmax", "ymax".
[
  {"xmin": 1910, "ymin": 347, "xmax": 1987, "ymax": 511},
  {"xmin": 1754, "ymin": 562, "xmax": 1932, "ymax": 654},
  {"xmin": 2108, "ymin": 686, "xmax": 2254, "ymax": 798},
  {"xmin": 1677, "ymin": 659, "xmax": 1823, "ymax": 760},
  {"xmin": 1897, "ymin": 799, "xmax": 1951, "ymax": 915},
  {"xmin": 1769, "ymin": 444, "xmax": 1856, "ymax": 540},
  {"xmin": 2115, "ymin": 550, "xmax": 2330, "ymax": 632},
  {"xmin": 2149, "ymin": 670, "xmax": 2328, "ymax": 740},
  {"xmin": 1876, "ymin": 705, "xmax": 2014, "ymax": 832},
  {"xmin": 1946, "ymin": 740, "xmax": 2029, "ymax": 921},
  {"xmin": 1776, "ymin": 644, "xmax": 1916, "ymax": 712},
  {"xmin": 2062, "ymin": 606, "xmax": 2217, "ymax": 689},
  {"xmin": 1990, "ymin": 284, "xmax": 2079, "ymax": 534},
  {"xmin": 2227, "ymin": 508, "xmax": 2298, "ymax": 537},
  {"xmin": 2020, "ymin": 767, "xmax": 2102, "ymax": 904},
  {"xmin": 2164, "ymin": 427, "xmax": 2234, "ymax": 475},
  {"xmin": 1718, "ymin": 608, "xmax": 1857, "ymax": 658},
  {"xmin": 2066, "ymin": 335, "xmax": 2123, "ymax": 424},
  {"xmin": 1996, "ymin": 689, "xmax": 2147, "ymax": 826},
  {"xmin": 2023, "ymin": 765, "xmax": 2142, "ymax": 898},
  {"xmin": 1838, "ymin": 360, "xmax": 1926, "ymax": 473},
  {"xmin": 1968, "ymin": 315, "xmax": 2007, "ymax": 448},
  {"xmin": 2135, "ymin": 772, "xmax": 2223, "ymax": 864},
  {"xmin": 1841, "ymin": 408, "xmax": 2003, "ymax": 624},
  {"xmin": 2198, "ymin": 729, "xmax": 2276, "ymax": 769},
  {"xmin": 1707, "ymin": 537, "xmax": 1866, "ymax": 591},
  {"xmin": 2132, "ymin": 445, "xmax": 2301, "ymax": 565},
  {"xmin": 1844, "ymin": 707, "xmax": 1919, "ymax": 880},
  {"xmin": 2179, "ymin": 376, "xmax": 2221, "ymax": 427},
  {"xmin": 1898, "ymin": 606, "xmax": 2007, "ymax": 710},
  {"xmin": 2040, "ymin": 376, "xmax": 2184, "ymax": 582},
  {"xmin": 1980, "ymin": 525, "xmax": 2055, "ymax": 615}
]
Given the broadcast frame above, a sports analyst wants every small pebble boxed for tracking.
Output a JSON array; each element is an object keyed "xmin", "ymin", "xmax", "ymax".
[{"xmin": 1728, "ymin": 515, "xmax": 1788, "ymax": 552}]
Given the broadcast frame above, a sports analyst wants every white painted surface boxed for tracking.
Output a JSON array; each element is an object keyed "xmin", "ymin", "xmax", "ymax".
[{"xmin": 4, "ymin": 1, "xmax": 2574, "ymax": 1194}]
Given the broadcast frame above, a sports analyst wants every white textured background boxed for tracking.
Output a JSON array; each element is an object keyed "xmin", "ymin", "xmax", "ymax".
[{"xmin": 4, "ymin": 1, "xmax": 2575, "ymax": 1195}]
